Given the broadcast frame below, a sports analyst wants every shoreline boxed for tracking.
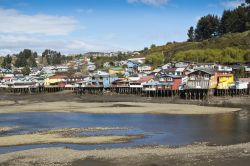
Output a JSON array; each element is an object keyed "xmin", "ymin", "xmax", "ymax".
[
  {"xmin": 1, "ymin": 91, "xmax": 250, "ymax": 107},
  {"xmin": 0, "ymin": 91, "xmax": 245, "ymax": 115},
  {"xmin": 0, "ymin": 142, "xmax": 249, "ymax": 166},
  {"xmin": 0, "ymin": 101, "xmax": 240, "ymax": 115}
]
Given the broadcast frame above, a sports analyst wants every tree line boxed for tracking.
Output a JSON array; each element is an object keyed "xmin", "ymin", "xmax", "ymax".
[
  {"xmin": 187, "ymin": 0, "xmax": 250, "ymax": 41},
  {"xmin": 0, "ymin": 49, "xmax": 73, "ymax": 70}
]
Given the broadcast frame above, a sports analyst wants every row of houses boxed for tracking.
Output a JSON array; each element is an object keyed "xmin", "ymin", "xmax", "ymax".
[{"xmin": 1, "ymin": 61, "xmax": 250, "ymax": 93}]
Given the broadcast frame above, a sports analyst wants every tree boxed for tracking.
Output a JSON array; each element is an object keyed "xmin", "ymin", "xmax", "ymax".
[
  {"xmin": 1, "ymin": 55, "xmax": 12, "ymax": 69},
  {"xmin": 21, "ymin": 66, "xmax": 31, "ymax": 76},
  {"xmin": 187, "ymin": 26, "xmax": 195, "ymax": 42},
  {"xmin": 42, "ymin": 49, "xmax": 64, "ymax": 65},
  {"xmin": 150, "ymin": 44, "xmax": 156, "ymax": 49},
  {"xmin": 246, "ymin": 0, "xmax": 250, "ymax": 4},
  {"xmin": 195, "ymin": 14, "xmax": 220, "ymax": 40},
  {"xmin": 219, "ymin": 5, "xmax": 248, "ymax": 34},
  {"xmin": 15, "ymin": 49, "xmax": 37, "ymax": 67},
  {"xmin": 145, "ymin": 53, "xmax": 164, "ymax": 67}
]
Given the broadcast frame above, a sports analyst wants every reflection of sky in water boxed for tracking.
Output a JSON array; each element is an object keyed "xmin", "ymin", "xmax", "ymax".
[{"xmin": 0, "ymin": 108, "xmax": 250, "ymax": 154}]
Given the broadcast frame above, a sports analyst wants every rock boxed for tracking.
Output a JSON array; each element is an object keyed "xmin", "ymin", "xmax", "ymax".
[{"xmin": 243, "ymin": 149, "xmax": 248, "ymax": 154}]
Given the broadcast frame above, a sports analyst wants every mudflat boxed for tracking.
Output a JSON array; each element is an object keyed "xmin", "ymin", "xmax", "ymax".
[
  {"xmin": 0, "ymin": 127, "xmax": 142, "ymax": 147},
  {"xmin": 0, "ymin": 100, "xmax": 240, "ymax": 115},
  {"xmin": 0, "ymin": 142, "xmax": 249, "ymax": 166}
]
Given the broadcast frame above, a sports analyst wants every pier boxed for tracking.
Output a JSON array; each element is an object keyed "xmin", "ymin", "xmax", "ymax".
[{"xmin": 1, "ymin": 86, "xmax": 249, "ymax": 100}]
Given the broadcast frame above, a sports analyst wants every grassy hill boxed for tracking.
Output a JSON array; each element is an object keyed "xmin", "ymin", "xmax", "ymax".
[{"xmin": 142, "ymin": 31, "xmax": 250, "ymax": 63}]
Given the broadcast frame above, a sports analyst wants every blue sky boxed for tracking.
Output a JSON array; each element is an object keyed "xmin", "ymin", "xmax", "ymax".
[{"xmin": 0, "ymin": 0, "xmax": 245, "ymax": 55}]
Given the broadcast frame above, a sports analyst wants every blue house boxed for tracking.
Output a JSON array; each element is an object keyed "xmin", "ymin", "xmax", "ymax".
[
  {"xmin": 91, "ymin": 74, "xmax": 119, "ymax": 88},
  {"xmin": 127, "ymin": 60, "xmax": 139, "ymax": 74},
  {"xmin": 0, "ymin": 68, "xmax": 12, "ymax": 76},
  {"xmin": 127, "ymin": 60, "xmax": 139, "ymax": 69}
]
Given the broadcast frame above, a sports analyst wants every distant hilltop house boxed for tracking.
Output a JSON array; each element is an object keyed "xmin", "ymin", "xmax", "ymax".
[
  {"xmin": 138, "ymin": 64, "xmax": 154, "ymax": 73},
  {"xmin": 162, "ymin": 67, "xmax": 185, "ymax": 76},
  {"xmin": 127, "ymin": 58, "xmax": 145, "ymax": 64},
  {"xmin": 87, "ymin": 62, "xmax": 96, "ymax": 71}
]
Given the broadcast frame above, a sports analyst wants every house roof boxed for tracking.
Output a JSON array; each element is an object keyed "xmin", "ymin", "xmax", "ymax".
[
  {"xmin": 164, "ymin": 68, "xmax": 177, "ymax": 72},
  {"xmin": 48, "ymin": 76, "xmax": 67, "ymax": 79},
  {"xmin": 160, "ymin": 74, "xmax": 182, "ymax": 79},
  {"xmin": 138, "ymin": 76, "xmax": 154, "ymax": 83},
  {"xmin": 131, "ymin": 75, "xmax": 154, "ymax": 83},
  {"xmin": 189, "ymin": 68, "xmax": 215, "ymax": 75},
  {"xmin": 239, "ymin": 78, "xmax": 250, "ymax": 83},
  {"xmin": 144, "ymin": 81, "xmax": 173, "ymax": 86},
  {"xmin": 216, "ymin": 73, "xmax": 233, "ymax": 77}
]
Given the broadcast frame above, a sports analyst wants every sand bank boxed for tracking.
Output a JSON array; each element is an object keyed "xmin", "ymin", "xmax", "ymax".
[
  {"xmin": 0, "ymin": 126, "xmax": 17, "ymax": 133},
  {"xmin": 0, "ymin": 101, "xmax": 240, "ymax": 115},
  {"xmin": 0, "ymin": 142, "xmax": 249, "ymax": 166},
  {"xmin": 0, "ymin": 127, "xmax": 141, "ymax": 147}
]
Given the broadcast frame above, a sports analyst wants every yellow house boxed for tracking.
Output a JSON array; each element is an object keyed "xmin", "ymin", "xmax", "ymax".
[
  {"xmin": 109, "ymin": 68, "xmax": 125, "ymax": 75},
  {"xmin": 216, "ymin": 73, "xmax": 234, "ymax": 89},
  {"xmin": 44, "ymin": 76, "xmax": 67, "ymax": 87}
]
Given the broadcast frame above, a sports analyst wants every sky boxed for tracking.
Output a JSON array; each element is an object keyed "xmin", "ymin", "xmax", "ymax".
[{"xmin": 0, "ymin": 0, "xmax": 245, "ymax": 55}]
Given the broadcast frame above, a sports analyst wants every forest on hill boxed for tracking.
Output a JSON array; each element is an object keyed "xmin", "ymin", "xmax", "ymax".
[{"xmin": 144, "ymin": 0, "xmax": 250, "ymax": 65}]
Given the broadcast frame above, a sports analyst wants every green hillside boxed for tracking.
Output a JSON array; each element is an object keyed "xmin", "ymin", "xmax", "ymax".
[{"xmin": 142, "ymin": 31, "xmax": 250, "ymax": 63}]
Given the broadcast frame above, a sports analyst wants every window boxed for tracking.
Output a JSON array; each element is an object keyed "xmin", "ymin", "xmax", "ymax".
[
  {"xmin": 166, "ymin": 77, "xmax": 173, "ymax": 81},
  {"xmin": 204, "ymin": 74, "xmax": 209, "ymax": 79}
]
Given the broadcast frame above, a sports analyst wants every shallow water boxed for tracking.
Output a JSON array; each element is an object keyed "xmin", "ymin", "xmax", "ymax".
[{"xmin": 0, "ymin": 109, "xmax": 250, "ymax": 154}]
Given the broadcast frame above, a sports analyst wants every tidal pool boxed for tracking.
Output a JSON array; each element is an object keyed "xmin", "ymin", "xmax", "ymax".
[{"xmin": 0, "ymin": 109, "xmax": 250, "ymax": 154}]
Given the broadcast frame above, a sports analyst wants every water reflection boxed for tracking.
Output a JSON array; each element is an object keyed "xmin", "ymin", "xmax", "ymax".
[{"xmin": 0, "ymin": 109, "xmax": 250, "ymax": 153}]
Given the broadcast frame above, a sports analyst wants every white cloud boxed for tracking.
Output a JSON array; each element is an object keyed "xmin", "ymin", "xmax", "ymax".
[
  {"xmin": 0, "ymin": 8, "xmax": 124, "ymax": 55},
  {"xmin": 127, "ymin": 0, "xmax": 169, "ymax": 6},
  {"xmin": 0, "ymin": 34, "xmax": 124, "ymax": 55},
  {"xmin": 0, "ymin": 8, "xmax": 78, "ymax": 36},
  {"xmin": 220, "ymin": 0, "xmax": 244, "ymax": 8}
]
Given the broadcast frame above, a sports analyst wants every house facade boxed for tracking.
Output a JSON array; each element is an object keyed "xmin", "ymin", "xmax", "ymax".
[
  {"xmin": 44, "ymin": 76, "xmax": 67, "ymax": 87},
  {"xmin": 185, "ymin": 69, "xmax": 216, "ymax": 89}
]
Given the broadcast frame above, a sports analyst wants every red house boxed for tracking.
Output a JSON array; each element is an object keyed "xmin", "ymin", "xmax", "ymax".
[{"xmin": 158, "ymin": 75, "xmax": 182, "ymax": 90}]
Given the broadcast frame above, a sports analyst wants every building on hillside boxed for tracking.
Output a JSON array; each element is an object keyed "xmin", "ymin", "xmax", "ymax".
[
  {"xmin": 216, "ymin": 65, "xmax": 233, "ymax": 73},
  {"xmin": 138, "ymin": 64, "xmax": 154, "ymax": 73},
  {"xmin": 163, "ymin": 67, "xmax": 185, "ymax": 76},
  {"xmin": 103, "ymin": 62, "xmax": 111, "ymax": 68},
  {"xmin": 174, "ymin": 62, "xmax": 189, "ymax": 68},
  {"xmin": 109, "ymin": 68, "xmax": 125, "ymax": 75},
  {"xmin": 127, "ymin": 58, "xmax": 145, "ymax": 64},
  {"xmin": 0, "ymin": 68, "xmax": 12, "ymax": 76},
  {"xmin": 87, "ymin": 62, "xmax": 96, "ymax": 71},
  {"xmin": 192, "ymin": 63, "xmax": 216, "ymax": 70}
]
